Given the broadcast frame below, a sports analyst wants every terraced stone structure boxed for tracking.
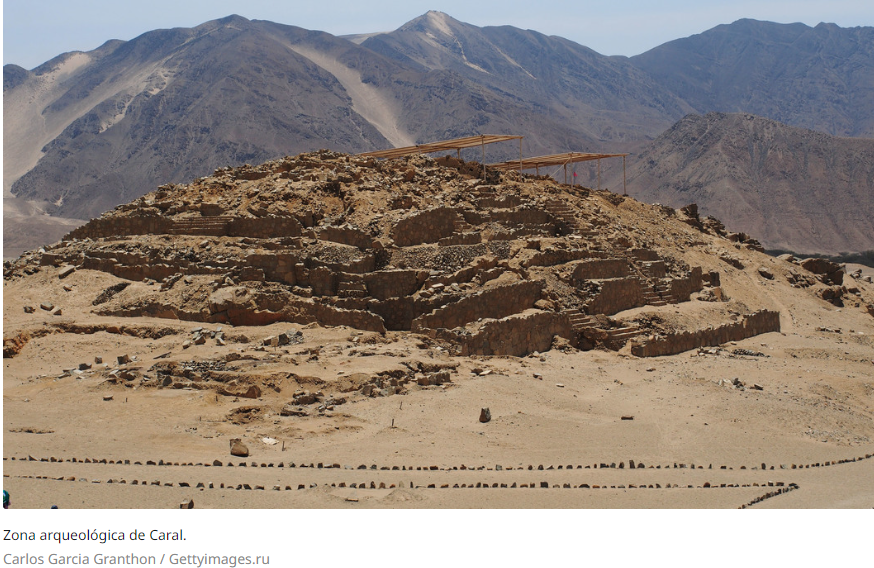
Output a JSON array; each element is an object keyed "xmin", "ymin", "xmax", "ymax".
[{"xmin": 24, "ymin": 150, "xmax": 754, "ymax": 356}]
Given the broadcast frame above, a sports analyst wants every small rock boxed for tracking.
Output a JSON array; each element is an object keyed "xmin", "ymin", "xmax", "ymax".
[
  {"xmin": 479, "ymin": 408, "xmax": 491, "ymax": 423},
  {"xmin": 621, "ymin": 415, "xmax": 634, "ymax": 421},
  {"xmin": 230, "ymin": 439, "xmax": 249, "ymax": 457},
  {"xmin": 58, "ymin": 266, "xmax": 76, "ymax": 279},
  {"xmin": 180, "ymin": 499, "xmax": 194, "ymax": 509},
  {"xmin": 23, "ymin": 306, "xmax": 35, "ymax": 313}
]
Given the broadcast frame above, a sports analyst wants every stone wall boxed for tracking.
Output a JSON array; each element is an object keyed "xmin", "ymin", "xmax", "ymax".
[
  {"xmin": 488, "ymin": 208, "xmax": 553, "ymax": 227},
  {"xmin": 435, "ymin": 310, "xmax": 575, "ymax": 357},
  {"xmin": 523, "ymin": 248, "xmax": 591, "ymax": 268},
  {"xmin": 244, "ymin": 253, "xmax": 301, "ymax": 284},
  {"xmin": 316, "ymin": 226, "xmax": 372, "ymax": 250},
  {"xmin": 65, "ymin": 213, "xmax": 304, "ymax": 240},
  {"xmin": 631, "ymin": 310, "xmax": 781, "ymax": 357},
  {"xmin": 571, "ymin": 258, "xmax": 630, "ymax": 281},
  {"xmin": 439, "ymin": 233, "xmax": 481, "ymax": 246},
  {"xmin": 363, "ymin": 270, "xmax": 421, "ymax": 301},
  {"xmin": 391, "ymin": 207, "xmax": 459, "ymax": 246},
  {"xmin": 668, "ymin": 267, "xmax": 704, "ymax": 301},
  {"xmin": 411, "ymin": 280, "xmax": 544, "ymax": 331},
  {"xmin": 65, "ymin": 214, "xmax": 173, "ymax": 240},
  {"xmin": 228, "ymin": 216, "xmax": 302, "ymax": 238},
  {"xmin": 585, "ymin": 277, "xmax": 645, "ymax": 315},
  {"xmin": 631, "ymin": 248, "xmax": 660, "ymax": 262},
  {"xmin": 641, "ymin": 260, "xmax": 666, "ymax": 278}
]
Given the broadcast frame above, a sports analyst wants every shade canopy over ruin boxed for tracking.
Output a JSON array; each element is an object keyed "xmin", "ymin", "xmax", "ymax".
[
  {"xmin": 357, "ymin": 134, "xmax": 523, "ymax": 160},
  {"xmin": 489, "ymin": 152, "xmax": 630, "ymax": 193}
]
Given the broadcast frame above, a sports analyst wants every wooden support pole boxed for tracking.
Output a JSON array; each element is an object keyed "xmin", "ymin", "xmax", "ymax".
[
  {"xmin": 519, "ymin": 138, "xmax": 523, "ymax": 173},
  {"xmin": 623, "ymin": 155, "xmax": 627, "ymax": 195},
  {"xmin": 564, "ymin": 163, "xmax": 567, "ymax": 185},
  {"xmin": 597, "ymin": 158, "xmax": 601, "ymax": 190},
  {"xmin": 481, "ymin": 136, "xmax": 486, "ymax": 181}
]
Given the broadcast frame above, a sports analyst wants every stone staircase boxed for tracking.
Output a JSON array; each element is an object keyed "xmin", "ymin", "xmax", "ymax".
[
  {"xmin": 605, "ymin": 326, "xmax": 645, "ymax": 343},
  {"xmin": 563, "ymin": 308, "xmax": 597, "ymax": 332},
  {"xmin": 545, "ymin": 200, "xmax": 595, "ymax": 237},
  {"xmin": 454, "ymin": 213, "xmax": 474, "ymax": 233},
  {"xmin": 337, "ymin": 274, "xmax": 368, "ymax": 298},
  {"xmin": 564, "ymin": 308, "xmax": 644, "ymax": 348},
  {"xmin": 643, "ymin": 281, "xmax": 677, "ymax": 307},
  {"xmin": 168, "ymin": 216, "xmax": 233, "ymax": 237}
]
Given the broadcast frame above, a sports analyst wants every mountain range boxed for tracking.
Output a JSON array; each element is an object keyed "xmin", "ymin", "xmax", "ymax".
[
  {"xmin": 612, "ymin": 112, "xmax": 874, "ymax": 254},
  {"xmin": 4, "ymin": 11, "xmax": 874, "ymax": 257}
]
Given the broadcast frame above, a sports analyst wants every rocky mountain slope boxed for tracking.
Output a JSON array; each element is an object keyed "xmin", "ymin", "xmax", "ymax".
[
  {"xmin": 359, "ymin": 11, "xmax": 691, "ymax": 143},
  {"xmin": 631, "ymin": 19, "xmax": 874, "ymax": 138},
  {"xmin": 5, "ymin": 13, "xmax": 874, "ymax": 258},
  {"xmin": 613, "ymin": 113, "xmax": 874, "ymax": 254},
  {"xmin": 3, "ymin": 15, "xmax": 592, "ymax": 232}
]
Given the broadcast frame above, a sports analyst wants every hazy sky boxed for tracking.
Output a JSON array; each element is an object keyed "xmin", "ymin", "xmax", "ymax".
[{"xmin": 3, "ymin": 0, "xmax": 873, "ymax": 69}]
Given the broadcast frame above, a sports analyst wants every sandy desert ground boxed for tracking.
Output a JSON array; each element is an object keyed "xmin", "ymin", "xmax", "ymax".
[{"xmin": 4, "ymin": 258, "xmax": 873, "ymax": 509}]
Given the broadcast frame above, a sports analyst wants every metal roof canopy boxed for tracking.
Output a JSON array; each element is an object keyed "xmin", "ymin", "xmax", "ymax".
[
  {"xmin": 489, "ymin": 151, "xmax": 630, "ymax": 194},
  {"xmin": 357, "ymin": 134, "xmax": 523, "ymax": 160}
]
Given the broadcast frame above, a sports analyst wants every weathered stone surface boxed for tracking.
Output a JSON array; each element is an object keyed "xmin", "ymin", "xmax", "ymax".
[
  {"xmin": 479, "ymin": 408, "xmax": 491, "ymax": 423},
  {"xmin": 230, "ymin": 439, "xmax": 249, "ymax": 457}
]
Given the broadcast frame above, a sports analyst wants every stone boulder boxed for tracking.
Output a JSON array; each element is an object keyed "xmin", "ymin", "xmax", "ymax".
[
  {"xmin": 799, "ymin": 258, "xmax": 844, "ymax": 285},
  {"xmin": 479, "ymin": 408, "xmax": 491, "ymax": 423},
  {"xmin": 230, "ymin": 439, "xmax": 249, "ymax": 457}
]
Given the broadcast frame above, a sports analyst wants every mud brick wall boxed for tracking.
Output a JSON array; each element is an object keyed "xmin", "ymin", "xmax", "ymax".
[
  {"xmin": 631, "ymin": 310, "xmax": 781, "ymax": 357},
  {"xmin": 488, "ymin": 208, "xmax": 553, "ymax": 226},
  {"xmin": 411, "ymin": 280, "xmax": 544, "ymax": 331},
  {"xmin": 308, "ymin": 266, "xmax": 337, "ymax": 296},
  {"xmin": 571, "ymin": 258, "xmax": 631, "ymax": 281},
  {"xmin": 425, "ymin": 258, "xmax": 497, "ymax": 287},
  {"xmin": 475, "ymin": 195, "xmax": 524, "ymax": 209},
  {"xmin": 367, "ymin": 297, "xmax": 441, "ymax": 331},
  {"xmin": 227, "ymin": 216, "xmax": 302, "ymax": 238},
  {"xmin": 585, "ymin": 277, "xmax": 645, "ymax": 315},
  {"xmin": 439, "ymin": 233, "xmax": 482, "ymax": 246},
  {"xmin": 65, "ymin": 214, "xmax": 173, "ymax": 240},
  {"xmin": 523, "ymin": 248, "xmax": 591, "ymax": 268},
  {"xmin": 361, "ymin": 270, "xmax": 421, "ymax": 301},
  {"xmin": 641, "ymin": 260, "xmax": 666, "ymax": 278},
  {"xmin": 244, "ymin": 253, "xmax": 301, "ymax": 284},
  {"xmin": 316, "ymin": 226, "xmax": 373, "ymax": 250},
  {"xmin": 668, "ymin": 267, "xmax": 704, "ymax": 301},
  {"xmin": 631, "ymin": 248, "xmax": 660, "ymax": 262},
  {"xmin": 219, "ymin": 298, "xmax": 386, "ymax": 333},
  {"xmin": 391, "ymin": 207, "xmax": 459, "ymax": 246},
  {"xmin": 309, "ymin": 253, "xmax": 376, "ymax": 275},
  {"xmin": 436, "ymin": 310, "xmax": 575, "ymax": 357}
]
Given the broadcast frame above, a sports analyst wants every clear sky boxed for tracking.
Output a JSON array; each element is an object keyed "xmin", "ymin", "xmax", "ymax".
[{"xmin": 3, "ymin": 0, "xmax": 873, "ymax": 69}]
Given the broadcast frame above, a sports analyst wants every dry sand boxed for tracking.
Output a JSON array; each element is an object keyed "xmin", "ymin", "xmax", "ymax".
[{"xmin": 4, "ymin": 258, "xmax": 874, "ymax": 509}]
